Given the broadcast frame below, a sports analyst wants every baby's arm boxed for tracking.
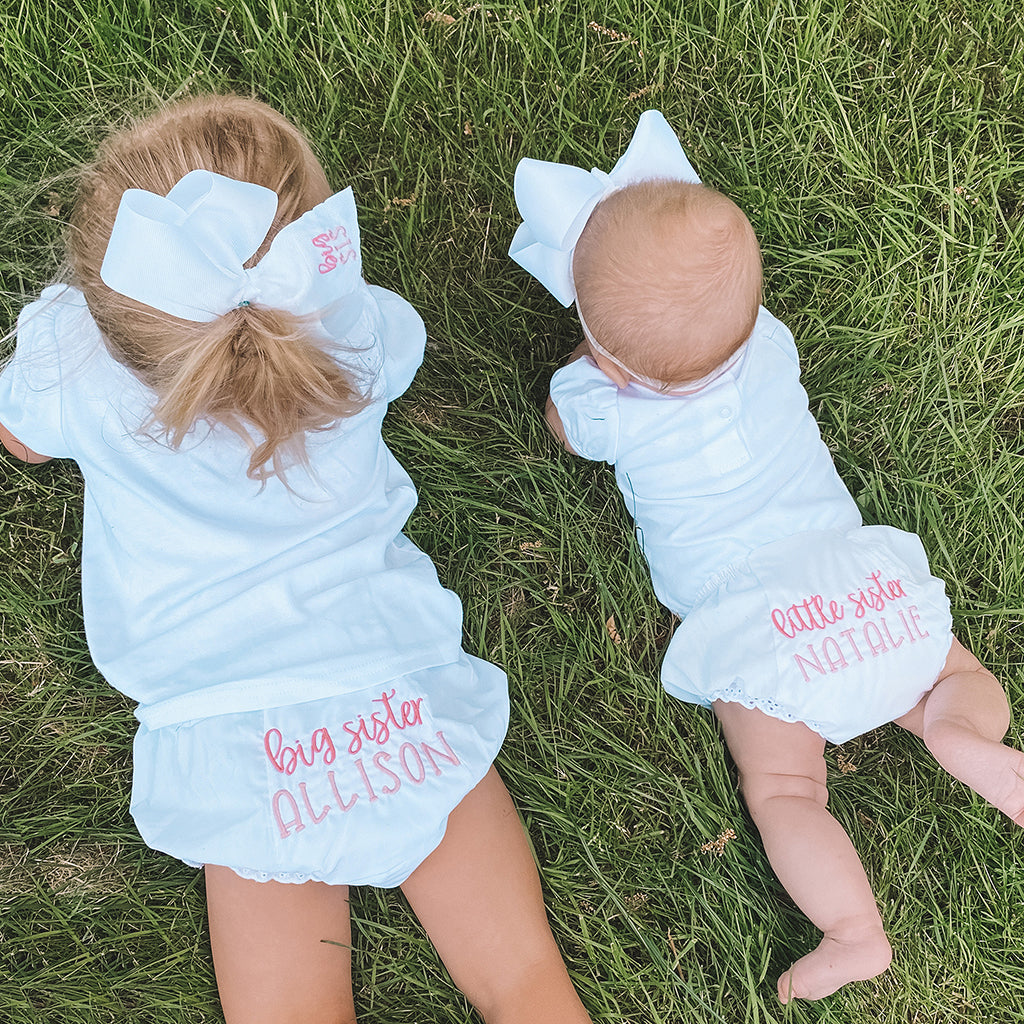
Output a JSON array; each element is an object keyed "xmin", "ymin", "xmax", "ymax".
[
  {"xmin": 544, "ymin": 395, "xmax": 576, "ymax": 454},
  {"xmin": 0, "ymin": 421, "xmax": 51, "ymax": 463},
  {"xmin": 544, "ymin": 341, "xmax": 591, "ymax": 454}
]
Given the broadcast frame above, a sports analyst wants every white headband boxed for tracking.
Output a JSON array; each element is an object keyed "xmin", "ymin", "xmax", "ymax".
[
  {"xmin": 100, "ymin": 170, "xmax": 365, "ymax": 323},
  {"xmin": 508, "ymin": 109, "xmax": 701, "ymax": 307}
]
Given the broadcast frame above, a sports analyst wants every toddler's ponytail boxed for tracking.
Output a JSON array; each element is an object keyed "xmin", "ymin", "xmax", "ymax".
[{"xmin": 149, "ymin": 304, "xmax": 366, "ymax": 481}]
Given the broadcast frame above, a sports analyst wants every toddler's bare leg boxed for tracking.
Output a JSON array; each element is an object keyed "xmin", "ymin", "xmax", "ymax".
[
  {"xmin": 714, "ymin": 702, "xmax": 892, "ymax": 1003},
  {"xmin": 205, "ymin": 865, "xmax": 356, "ymax": 1024},
  {"xmin": 895, "ymin": 637, "xmax": 1024, "ymax": 823},
  {"xmin": 400, "ymin": 767, "xmax": 592, "ymax": 1024}
]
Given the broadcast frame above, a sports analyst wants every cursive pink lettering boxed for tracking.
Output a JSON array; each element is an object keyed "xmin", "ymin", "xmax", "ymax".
[
  {"xmin": 771, "ymin": 593, "xmax": 845, "ymax": 638},
  {"xmin": 265, "ymin": 726, "xmax": 337, "ymax": 774},
  {"xmin": 312, "ymin": 225, "xmax": 356, "ymax": 274},
  {"xmin": 848, "ymin": 571, "xmax": 906, "ymax": 618},
  {"xmin": 343, "ymin": 691, "xmax": 427, "ymax": 754}
]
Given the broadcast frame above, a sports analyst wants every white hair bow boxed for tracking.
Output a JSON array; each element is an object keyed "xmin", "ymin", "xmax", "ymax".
[
  {"xmin": 100, "ymin": 170, "xmax": 364, "ymax": 323},
  {"xmin": 508, "ymin": 110, "xmax": 701, "ymax": 306}
]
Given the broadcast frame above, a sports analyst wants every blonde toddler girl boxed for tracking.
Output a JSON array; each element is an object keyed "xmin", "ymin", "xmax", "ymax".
[{"xmin": 1, "ymin": 94, "xmax": 592, "ymax": 1024}]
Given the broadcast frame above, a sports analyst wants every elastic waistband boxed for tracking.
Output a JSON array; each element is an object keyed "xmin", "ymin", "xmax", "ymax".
[{"xmin": 134, "ymin": 644, "xmax": 461, "ymax": 731}]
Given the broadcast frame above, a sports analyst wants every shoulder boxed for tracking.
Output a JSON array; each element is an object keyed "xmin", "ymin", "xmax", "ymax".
[
  {"xmin": 749, "ymin": 305, "xmax": 799, "ymax": 365},
  {"xmin": 549, "ymin": 356, "xmax": 621, "ymax": 463},
  {"xmin": 13, "ymin": 285, "xmax": 103, "ymax": 378},
  {"xmin": 366, "ymin": 284, "xmax": 427, "ymax": 402}
]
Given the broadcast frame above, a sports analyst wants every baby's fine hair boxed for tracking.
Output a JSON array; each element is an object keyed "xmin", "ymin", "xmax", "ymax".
[
  {"xmin": 572, "ymin": 180, "xmax": 762, "ymax": 387},
  {"xmin": 69, "ymin": 94, "xmax": 368, "ymax": 481}
]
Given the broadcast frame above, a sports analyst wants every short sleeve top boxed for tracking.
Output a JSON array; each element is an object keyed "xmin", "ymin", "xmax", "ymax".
[
  {"xmin": 0, "ymin": 284, "xmax": 465, "ymax": 725},
  {"xmin": 549, "ymin": 307, "xmax": 862, "ymax": 612}
]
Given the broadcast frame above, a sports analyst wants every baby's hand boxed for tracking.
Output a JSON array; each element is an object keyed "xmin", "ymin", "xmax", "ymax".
[
  {"xmin": 565, "ymin": 340, "xmax": 590, "ymax": 365},
  {"xmin": 544, "ymin": 395, "xmax": 577, "ymax": 455}
]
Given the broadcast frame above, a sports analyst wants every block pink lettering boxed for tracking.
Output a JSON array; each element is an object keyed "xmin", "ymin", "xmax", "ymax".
[
  {"xmin": 906, "ymin": 605, "xmax": 930, "ymax": 639},
  {"xmin": 839, "ymin": 627, "xmax": 865, "ymax": 662},
  {"xmin": 327, "ymin": 771, "xmax": 358, "ymax": 812},
  {"xmin": 299, "ymin": 782, "xmax": 330, "ymax": 825},
  {"xmin": 863, "ymin": 621, "xmax": 888, "ymax": 656},
  {"xmin": 355, "ymin": 758, "xmax": 378, "ymax": 802},
  {"xmin": 794, "ymin": 645, "xmax": 827, "ymax": 682},
  {"xmin": 421, "ymin": 731, "xmax": 461, "ymax": 775},
  {"xmin": 400, "ymin": 743, "xmax": 426, "ymax": 785},
  {"xmin": 821, "ymin": 637, "xmax": 849, "ymax": 672},
  {"xmin": 272, "ymin": 789, "xmax": 305, "ymax": 838},
  {"xmin": 373, "ymin": 751, "xmax": 402, "ymax": 796},
  {"xmin": 879, "ymin": 617, "xmax": 905, "ymax": 650}
]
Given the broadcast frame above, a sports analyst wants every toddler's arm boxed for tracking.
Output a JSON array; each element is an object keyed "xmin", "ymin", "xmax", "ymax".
[{"xmin": 0, "ymin": 421, "xmax": 50, "ymax": 463}]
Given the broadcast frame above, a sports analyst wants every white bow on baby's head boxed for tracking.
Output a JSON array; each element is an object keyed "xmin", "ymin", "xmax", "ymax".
[
  {"xmin": 508, "ymin": 110, "xmax": 702, "ymax": 306},
  {"xmin": 100, "ymin": 170, "xmax": 365, "ymax": 323}
]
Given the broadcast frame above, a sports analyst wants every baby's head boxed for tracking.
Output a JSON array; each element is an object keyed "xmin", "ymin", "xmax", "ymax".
[{"xmin": 571, "ymin": 180, "xmax": 762, "ymax": 389}]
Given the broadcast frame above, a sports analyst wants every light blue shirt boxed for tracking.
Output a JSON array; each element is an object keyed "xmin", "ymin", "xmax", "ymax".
[
  {"xmin": 0, "ymin": 284, "xmax": 464, "ymax": 727},
  {"xmin": 549, "ymin": 307, "xmax": 863, "ymax": 613}
]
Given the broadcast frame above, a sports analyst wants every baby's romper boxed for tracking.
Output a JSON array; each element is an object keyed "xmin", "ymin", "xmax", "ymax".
[
  {"xmin": 549, "ymin": 306, "xmax": 953, "ymax": 743},
  {"xmin": 0, "ymin": 282, "xmax": 508, "ymax": 886}
]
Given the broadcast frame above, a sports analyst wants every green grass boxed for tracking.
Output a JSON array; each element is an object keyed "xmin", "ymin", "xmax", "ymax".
[{"xmin": 2, "ymin": 0, "xmax": 1024, "ymax": 1021}]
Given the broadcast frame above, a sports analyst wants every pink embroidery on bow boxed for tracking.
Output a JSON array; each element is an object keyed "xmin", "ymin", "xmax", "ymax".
[{"xmin": 312, "ymin": 225, "xmax": 356, "ymax": 273}]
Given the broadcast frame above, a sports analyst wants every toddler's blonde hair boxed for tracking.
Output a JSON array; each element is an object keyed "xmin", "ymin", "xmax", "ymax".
[
  {"xmin": 69, "ymin": 94, "xmax": 368, "ymax": 481},
  {"xmin": 572, "ymin": 180, "xmax": 762, "ymax": 387}
]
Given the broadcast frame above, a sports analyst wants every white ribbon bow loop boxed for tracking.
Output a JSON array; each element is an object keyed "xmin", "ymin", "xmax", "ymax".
[
  {"xmin": 100, "ymin": 170, "xmax": 365, "ymax": 325},
  {"xmin": 508, "ymin": 109, "xmax": 702, "ymax": 306}
]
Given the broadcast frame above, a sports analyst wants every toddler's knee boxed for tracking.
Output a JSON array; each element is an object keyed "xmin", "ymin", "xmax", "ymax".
[
  {"xmin": 739, "ymin": 767, "xmax": 828, "ymax": 816},
  {"xmin": 458, "ymin": 946, "xmax": 572, "ymax": 1023}
]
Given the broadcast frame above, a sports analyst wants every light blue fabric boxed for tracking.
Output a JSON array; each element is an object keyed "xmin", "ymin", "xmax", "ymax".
[
  {"xmin": 550, "ymin": 306, "xmax": 953, "ymax": 741},
  {"xmin": 0, "ymin": 282, "xmax": 509, "ymax": 884}
]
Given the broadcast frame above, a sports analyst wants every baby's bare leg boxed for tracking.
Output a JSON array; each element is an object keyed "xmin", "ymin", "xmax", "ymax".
[
  {"xmin": 401, "ymin": 767, "xmax": 592, "ymax": 1024},
  {"xmin": 895, "ymin": 637, "xmax": 1024, "ymax": 824},
  {"xmin": 205, "ymin": 866, "xmax": 356, "ymax": 1024},
  {"xmin": 714, "ymin": 702, "xmax": 891, "ymax": 1003}
]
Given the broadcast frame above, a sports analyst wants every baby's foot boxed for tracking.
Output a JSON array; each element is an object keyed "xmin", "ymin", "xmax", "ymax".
[
  {"xmin": 777, "ymin": 928, "xmax": 892, "ymax": 1003},
  {"xmin": 926, "ymin": 725, "xmax": 1024, "ymax": 825}
]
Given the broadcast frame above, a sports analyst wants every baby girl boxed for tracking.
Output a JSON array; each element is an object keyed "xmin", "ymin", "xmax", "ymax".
[{"xmin": 510, "ymin": 110, "xmax": 1024, "ymax": 1002}]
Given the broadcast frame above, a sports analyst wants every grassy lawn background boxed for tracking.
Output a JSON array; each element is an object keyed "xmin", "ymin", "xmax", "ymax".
[{"xmin": 2, "ymin": 1, "xmax": 1023, "ymax": 1021}]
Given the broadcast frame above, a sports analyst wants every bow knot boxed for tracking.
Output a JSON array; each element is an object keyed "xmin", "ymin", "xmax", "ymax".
[{"xmin": 508, "ymin": 110, "xmax": 701, "ymax": 306}]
